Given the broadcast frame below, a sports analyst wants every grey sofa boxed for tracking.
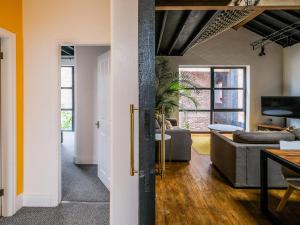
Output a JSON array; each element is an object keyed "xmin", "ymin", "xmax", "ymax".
[
  {"xmin": 210, "ymin": 130, "xmax": 297, "ymax": 188},
  {"xmin": 156, "ymin": 118, "xmax": 192, "ymax": 162}
]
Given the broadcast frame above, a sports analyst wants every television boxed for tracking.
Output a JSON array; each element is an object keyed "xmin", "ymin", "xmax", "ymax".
[{"xmin": 261, "ymin": 96, "xmax": 300, "ymax": 118}]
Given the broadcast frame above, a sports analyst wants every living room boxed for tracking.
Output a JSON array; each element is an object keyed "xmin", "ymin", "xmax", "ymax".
[{"xmin": 155, "ymin": 8, "xmax": 300, "ymax": 225}]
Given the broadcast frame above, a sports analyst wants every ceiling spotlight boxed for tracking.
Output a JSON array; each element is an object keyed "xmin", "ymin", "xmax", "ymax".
[{"xmin": 259, "ymin": 46, "xmax": 266, "ymax": 56}]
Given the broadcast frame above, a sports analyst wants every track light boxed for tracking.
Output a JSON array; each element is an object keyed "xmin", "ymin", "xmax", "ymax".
[
  {"xmin": 234, "ymin": 0, "xmax": 260, "ymax": 6},
  {"xmin": 245, "ymin": 0, "xmax": 253, "ymax": 5},
  {"xmin": 259, "ymin": 46, "xmax": 266, "ymax": 56}
]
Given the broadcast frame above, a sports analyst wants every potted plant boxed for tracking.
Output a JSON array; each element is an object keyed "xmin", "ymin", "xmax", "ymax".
[{"xmin": 155, "ymin": 57, "xmax": 198, "ymax": 118}]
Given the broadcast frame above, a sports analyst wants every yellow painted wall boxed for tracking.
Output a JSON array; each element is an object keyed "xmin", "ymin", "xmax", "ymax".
[{"xmin": 0, "ymin": 1, "xmax": 23, "ymax": 195}]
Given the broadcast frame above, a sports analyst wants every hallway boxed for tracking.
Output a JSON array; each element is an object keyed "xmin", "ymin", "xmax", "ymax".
[
  {"xmin": 0, "ymin": 202, "xmax": 109, "ymax": 225},
  {"xmin": 61, "ymin": 132, "xmax": 110, "ymax": 202},
  {"xmin": 0, "ymin": 132, "xmax": 110, "ymax": 225}
]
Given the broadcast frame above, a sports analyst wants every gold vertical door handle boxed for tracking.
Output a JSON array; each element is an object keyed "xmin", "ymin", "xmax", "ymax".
[
  {"xmin": 161, "ymin": 113, "xmax": 166, "ymax": 179},
  {"xmin": 130, "ymin": 104, "xmax": 138, "ymax": 176}
]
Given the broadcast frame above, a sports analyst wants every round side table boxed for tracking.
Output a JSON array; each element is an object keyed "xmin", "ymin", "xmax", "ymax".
[{"xmin": 207, "ymin": 124, "xmax": 243, "ymax": 132}]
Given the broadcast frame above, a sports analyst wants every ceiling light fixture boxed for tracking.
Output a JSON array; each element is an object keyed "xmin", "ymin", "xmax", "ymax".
[
  {"xmin": 244, "ymin": 0, "xmax": 253, "ymax": 5},
  {"xmin": 259, "ymin": 46, "xmax": 266, "ymax": 56}
]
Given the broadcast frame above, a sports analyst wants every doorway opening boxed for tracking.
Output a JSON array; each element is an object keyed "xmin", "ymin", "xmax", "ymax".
[{"xmin": 60, "ymin": 45, "xmax": 111, "ymax": 205}]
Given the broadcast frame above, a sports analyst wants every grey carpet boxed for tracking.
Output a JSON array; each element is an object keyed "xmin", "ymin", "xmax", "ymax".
[
  {"xmin": 0, "ymin": 203, "xmax": 109, "ymax": 225},
  {"xmin": 62, "ymin": 144, "xmax": 110, "ymax": 202}
]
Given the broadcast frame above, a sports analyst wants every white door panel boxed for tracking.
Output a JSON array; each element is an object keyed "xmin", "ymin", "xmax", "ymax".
[
  {"xmin": 95, "ymin": 51, "xmax": 111, "ymax": 191},
  {"xmin": 111, "ymin": 0, "xmax": 139, "ymax": 224}
]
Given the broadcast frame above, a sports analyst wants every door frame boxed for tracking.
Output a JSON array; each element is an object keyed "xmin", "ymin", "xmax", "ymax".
[
  {"xmin": 0, "ymin": 27, "xmax": 18, "ymax": 217},
  {"xmin": 58, "ymin": 43, "xmax": 111, "ymax": 203},
  {"xmin": 138, "ymin": 0, "xmax": 156, "ymax": 224}
]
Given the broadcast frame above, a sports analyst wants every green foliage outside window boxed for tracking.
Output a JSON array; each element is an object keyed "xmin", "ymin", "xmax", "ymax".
[{"xmin": 61, "ymin": 111, "xmax": 72, "ymax": 130}]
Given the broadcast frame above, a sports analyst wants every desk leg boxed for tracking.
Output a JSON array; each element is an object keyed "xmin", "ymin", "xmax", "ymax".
[{"xmin": 260, "ymin": 150, "xmax": 269, "ymax": 213}]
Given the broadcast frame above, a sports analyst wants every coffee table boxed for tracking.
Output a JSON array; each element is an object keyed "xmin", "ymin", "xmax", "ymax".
[{"xmin": 208, "ymin": 124, "xmax": 243, "ymax": 132}]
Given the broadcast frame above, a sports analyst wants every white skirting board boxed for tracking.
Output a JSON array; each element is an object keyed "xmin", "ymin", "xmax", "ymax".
[
  {"xmin": 15, "ymin": 194, "xmax": 23, "ymax": 212},
  {"xmin": 23, "ymin": 194, "xmax": 58, "ymax": 207},
  {"xmin": 73, "ymin": 156, "xmax": 97, "ymax": 165},
  {"xmin": 98, "ymin": 169, "xmax": 110, "ymax": 191}
]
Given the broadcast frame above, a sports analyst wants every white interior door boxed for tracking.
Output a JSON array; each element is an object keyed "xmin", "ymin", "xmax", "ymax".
[
  {"xmin": 110, "ymin": 0, "xmax": 139, "ymax": 224},
  {"xmin": 95, "ymin": 51, "xmax": 111, "ymax": 190}
]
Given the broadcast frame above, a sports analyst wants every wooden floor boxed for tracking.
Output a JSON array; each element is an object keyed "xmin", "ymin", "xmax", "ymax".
[{"xmin": 156, "ymin": 150, "xmax": 300, "ymax": 225}]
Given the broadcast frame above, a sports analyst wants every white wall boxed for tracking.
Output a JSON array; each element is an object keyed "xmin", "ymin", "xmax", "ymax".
[
  {"xmin": 23, "ymin": 0, "xmax": 110, "ymax": 206},
  {"xmin": 167, "ymin": 28, "xmax": 284, "ymax": 130},
  {"xmin": 74, "ymin": 46, "xmax": 109, "ymax": 164},
  {"xmin": 283, "ymin": 43, "xmax": 300, "ymax": 128}
]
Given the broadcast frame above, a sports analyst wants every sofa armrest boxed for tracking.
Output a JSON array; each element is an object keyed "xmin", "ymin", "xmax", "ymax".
[
  {"xmin": 210, "ymin": 131, "xmax": 285, "ymax": 187},
  {"xmin": 163, "ymin": 128, "xmax": 192, "ymax": 161},
  {"xmin": 210, "ymin": 131, "xmax": 247, "ymax": 186}
]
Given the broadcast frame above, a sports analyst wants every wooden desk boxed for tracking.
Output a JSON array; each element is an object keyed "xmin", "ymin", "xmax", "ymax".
[
  {"xmin": 261, "ymin": 149, "xmax": 300, "ymax": 225},
  {"xmin": 257, "ymin": 124, "xmax": 287, "ymax": 131}
]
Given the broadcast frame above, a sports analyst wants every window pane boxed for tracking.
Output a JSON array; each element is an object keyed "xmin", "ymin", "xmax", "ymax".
[
  {"xmin": 61, "ymin": 110, "xmax": 73, "ymax": 130},
  {"xmin": 61, "ymin": 67, "xmax": 73, "ymax": 87},
  {"xmin": 214, "ymin": 68, "xmax": 244, "ymax": 88},
  {"xmin": 61, "ymin": 89, "xmax": 73, "ymax": 109},
  {"xmin": 180, "ymin": 90, "xmax": 211, "ymax": 110},
  {"xmin": 214, "ymin": 90, "xmax": 244, "ymax": 109},
  {"xmin": 213, "ymin": 112, "xmax": 244, "ymax": 128},
  {"xmin": 179, "ymin": 67, "xmax": 211, "ymax": 88},
  {"xmin": 179, "ymin": 111, "xmax": 211, "ymax": 131}
]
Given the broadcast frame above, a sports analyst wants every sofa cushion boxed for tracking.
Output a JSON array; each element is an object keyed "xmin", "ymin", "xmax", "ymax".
[
  {"xmin": 233, "ymin": 131, "xmax": 295, "ymax": 144},
  {"xmin": 165, "ymin": 120, "xmax": 173, "ymax": 129}
]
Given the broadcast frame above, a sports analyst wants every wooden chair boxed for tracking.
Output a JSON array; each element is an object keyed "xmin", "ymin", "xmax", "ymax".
[{"xmin": 276, "ymin": 167, "xmax": 300, "ymax": 212}]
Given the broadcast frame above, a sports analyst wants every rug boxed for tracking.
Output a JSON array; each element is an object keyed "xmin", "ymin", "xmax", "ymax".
[
  {"xmin": 192, "ymin": 133, "xmax": 233, "ymax": 155},
  {"xmin": 191, "ymin": 134, "xmax": 211, "ymax": 155},
  {"xmin": 61, "ymin": 133, "xmax": 110, "ymax": 202}
]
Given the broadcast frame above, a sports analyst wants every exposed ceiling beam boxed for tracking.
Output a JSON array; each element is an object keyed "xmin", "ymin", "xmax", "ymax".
[
  {"xmin": 282, "ymin": 10, "xmax": 300, "ymax": 20},
  {"xmin": 180, "ymin": 11, "xmax": 219, "ymax": 55},
  {"xmin": 156, "ymin": 0, "xmax": 232, "ymax": 7},
  {"xmin": 61, "ymin": 48, "xmax": 71, "ymax": 55},
  {"xmin": 168, "ymin": 11, "xmax": 192, "ymax": 55},
  {"xmin": 156, "ymin": 11, "xmax": 168, "ymax": 55},
  {"xmin": 156, "ymin": 0, "xmax": 300, "ymax": 10},
  {"xmin": 250, "ymin": 19, "xmax": 300, "ymax": 44},
  {"xmin": 65, "ymin": 46, "xmax": 74, "ymax": 51},
  {"xmin": 262, "ymin": 12, "xmax": 300, "ymax": 35},
  {"xmin": 233, "ymin": 9, "xmax": 264, "ymax": 30},
  {"xmin": 245, "ymin": 23, "xmax": 285, "ymax": 46}
]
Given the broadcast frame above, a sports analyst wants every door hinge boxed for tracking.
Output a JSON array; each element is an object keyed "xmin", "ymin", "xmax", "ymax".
[
  {"xmin": 0, "ymin": 52, "xmax": 3, "ymax": 60},
  {"xmin": 0, "ymin": 189, "xmax": 4, "ymax": 197}
]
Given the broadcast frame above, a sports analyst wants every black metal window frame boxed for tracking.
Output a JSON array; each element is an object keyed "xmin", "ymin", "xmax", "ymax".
[
  {"xmin": 179, "ymin": 66, "xmax": 247, "ymax": 130},
  {"xmin": 61, "ymin": 66, "xmax": 75, "ymax": 132}
]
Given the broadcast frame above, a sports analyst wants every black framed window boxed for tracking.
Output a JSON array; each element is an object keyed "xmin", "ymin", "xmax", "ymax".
[
  {"xmin": 61, "ymin": 66, "xmax": 74, "ymax": 131},
  {"xmin": 179, "ymin": 67, "xmax": 247, "ymax": 132}
]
